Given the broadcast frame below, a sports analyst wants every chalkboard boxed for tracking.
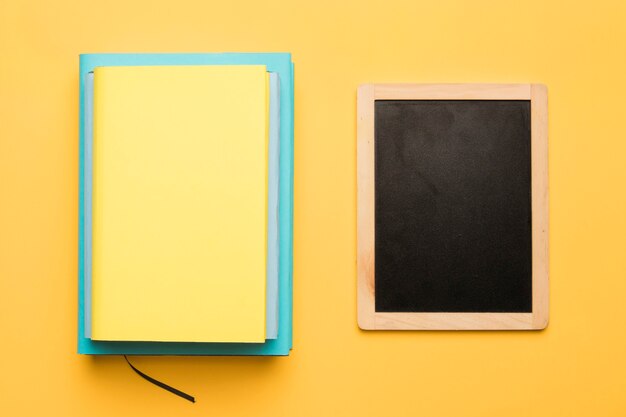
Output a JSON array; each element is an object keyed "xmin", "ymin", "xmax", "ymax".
[
  {"xmin": 375, "ymin": 99, "xmax": 532, "ymax": 313},
  {"xmin": 357, "ymin": 84, "xmax": 548, "ymax": 330}
]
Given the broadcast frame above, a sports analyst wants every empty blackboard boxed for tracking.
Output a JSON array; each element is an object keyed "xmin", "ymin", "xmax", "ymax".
[{"xmin": 357, "ymin": 84, "xmax": 549, "ymax": 330}]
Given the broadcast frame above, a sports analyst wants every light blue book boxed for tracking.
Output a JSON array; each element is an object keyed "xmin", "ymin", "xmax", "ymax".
[
  {"xmin": 267, "ymin": 72, "xmax": 280, "ymax": 339},
  {"xmin": 78, "ymin": 53, "xmax": 294, "ymax": 355},
  {"xmin": 83, "ymin": 71, "xmax": 281, "ymax": 340}
]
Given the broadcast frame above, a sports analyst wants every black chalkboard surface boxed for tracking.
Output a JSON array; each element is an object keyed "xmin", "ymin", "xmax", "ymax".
[
  {"xmin": 357, "ymin": 84, "xmax": 548, "ymax": 330},
  {"xmin": 375, "ymin": 100, "xmax": 532, "ymax": 313}
]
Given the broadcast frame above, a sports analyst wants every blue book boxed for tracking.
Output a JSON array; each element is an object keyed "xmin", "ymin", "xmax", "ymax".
[{"xmin": 78, "ymin": 53, "xmax": 294, "ymax": 355}]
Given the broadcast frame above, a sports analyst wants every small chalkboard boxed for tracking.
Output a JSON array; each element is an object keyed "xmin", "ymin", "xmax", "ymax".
[{"xmin": 357, "ymin": 84, "xmax": 548, "ymax": 330}]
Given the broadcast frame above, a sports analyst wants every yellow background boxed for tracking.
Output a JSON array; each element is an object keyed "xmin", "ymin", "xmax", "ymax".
[{"xmin": 1, "ymin": 0, "xmax": 625, "ymax": 416}]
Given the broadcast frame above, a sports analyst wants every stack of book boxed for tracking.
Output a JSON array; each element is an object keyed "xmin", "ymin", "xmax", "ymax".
[{"xmin": 78, "ymin": 53, "xmax": 293, "ymax": 356}]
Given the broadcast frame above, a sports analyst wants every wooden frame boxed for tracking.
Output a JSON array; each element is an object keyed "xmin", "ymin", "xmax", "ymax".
[{"xmin": 357, "ymin": 84, "xmax": 549, "ymax": 330}]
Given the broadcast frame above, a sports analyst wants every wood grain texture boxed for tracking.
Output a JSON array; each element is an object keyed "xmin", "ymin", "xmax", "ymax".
[
  {"xmin": 356, "ymin": 83, "xmax": 549, "ymax": 330},
  {"xmin": 372, "ymin": 83, "xmax": 531, "ymax": 100},
  {"xmin": 356, "ymin": 84, "xmax": 376, "ymax": 330},
  {"xmin": 531, "ymin": 84, "xmax": 550, "ymax": 329}
]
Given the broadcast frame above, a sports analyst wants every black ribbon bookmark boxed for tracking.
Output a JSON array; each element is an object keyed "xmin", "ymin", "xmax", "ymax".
[{"xmin": 124, "ymin": 355, "xmax": 195, "ymax": 403}]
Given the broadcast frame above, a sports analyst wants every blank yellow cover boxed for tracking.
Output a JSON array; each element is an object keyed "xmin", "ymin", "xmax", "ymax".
[{"xmin": 91, "ymin": 65, "xmax": 267, "ymax": 342}]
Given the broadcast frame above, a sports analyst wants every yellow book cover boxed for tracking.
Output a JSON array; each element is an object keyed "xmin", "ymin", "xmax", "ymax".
[{"xmin": 91, "ymin": 65, "xmax": 267, "ymax": 343}]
